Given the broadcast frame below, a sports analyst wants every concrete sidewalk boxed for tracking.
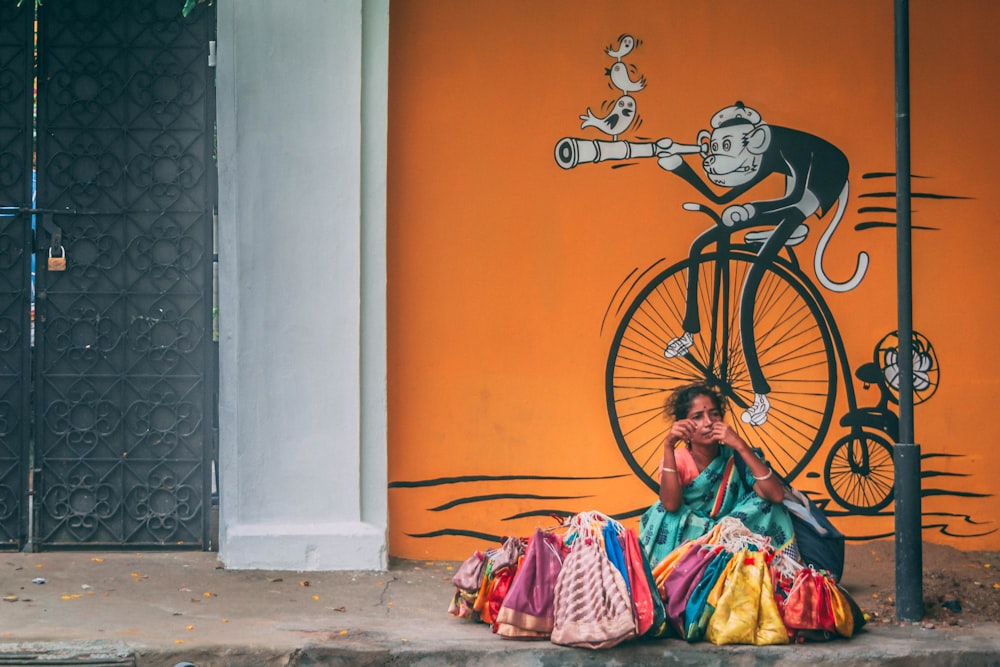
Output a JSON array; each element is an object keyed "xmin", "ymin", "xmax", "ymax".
[{"xmin": 1, "ymin": 551, "xmax": 999, "ymax": 666}]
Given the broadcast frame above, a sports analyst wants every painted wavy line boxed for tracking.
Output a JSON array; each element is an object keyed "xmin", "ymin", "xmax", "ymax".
[
  {"xmin": 389, "ymin": 473, "xmax": 627, "ymax": 488},
  {"xmin": 406, "ymin": 528, "xmax": 509, "ymax": 541},
  {"xmin": 504, "ymin": 507, "xmax": 646, "ymax": 522},
  {"xmin": 922, "ymin": 470, "xmax": 971, "ymax": 480},
  {"xmin": 921, "ymin": 511, "xmax": 995, "ymax": 526},
  {"xmin": 407, "ymin": 509, "xmax": 646, "ymax": 541},
  {"xmin": 920, "ymin": 521, "xmax": 997, "ymax": 538},
  {"xmin": 859, "ymin": 191, "xmax": 972, "ymax": 200},
  {"xmin": 855, "ymin": 221, "xmax": 940, "ymax": 231},
  {"xmin": 430, "ymin": 493, "xmax": 592, "ymax": 512},
  {"xmin": 861, "ymin": 173, "xmax": 930, "ymax": 179},
  {"xmin": 921, "ymin": 489, "xmax": 990, "ymax": 498}
]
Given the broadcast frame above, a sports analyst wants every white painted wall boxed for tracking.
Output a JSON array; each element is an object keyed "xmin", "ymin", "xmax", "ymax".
[{"xmin": 215, "ymin": 0, "xmax": 388, "ymax": 570}]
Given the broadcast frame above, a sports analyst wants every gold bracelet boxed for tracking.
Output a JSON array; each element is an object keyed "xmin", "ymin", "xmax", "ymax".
[{"xmin": 752, "ymin": 468, "xmax": 774, "ymax": 481}]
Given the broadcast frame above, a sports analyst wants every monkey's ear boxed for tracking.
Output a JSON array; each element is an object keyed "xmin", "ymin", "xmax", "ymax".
[
  {"xmin": 747, "ymin": 125, "xmax": 772, "ymax": 154},
  {"xmin": 697, "ymin": 129, "xmax": 711, "ymax": 152}
]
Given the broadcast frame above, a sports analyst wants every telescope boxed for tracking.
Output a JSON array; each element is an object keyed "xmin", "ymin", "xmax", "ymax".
[{"xmin": 554, "ymin": 137, "xmax": 703, "ymax": 170}]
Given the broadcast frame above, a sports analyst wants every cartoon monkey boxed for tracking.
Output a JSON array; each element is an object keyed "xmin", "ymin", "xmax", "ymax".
[{"xmin": 658, "ymin": 102, "xmax": 868, "ymax": 426}]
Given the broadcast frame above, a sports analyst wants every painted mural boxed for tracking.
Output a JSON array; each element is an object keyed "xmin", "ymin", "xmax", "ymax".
[
  {"xmin": 558, "ymin": 36, "xmax": 949, "ymax": 516},
  {"xmin": 387, "ymin": 1, "xmax": 1000, "ymax": 561}
]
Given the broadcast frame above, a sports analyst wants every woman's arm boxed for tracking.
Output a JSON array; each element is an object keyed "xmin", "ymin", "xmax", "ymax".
[{"xmin": 658, "ymin": 420, "xmax": 694, "ymax": 511}]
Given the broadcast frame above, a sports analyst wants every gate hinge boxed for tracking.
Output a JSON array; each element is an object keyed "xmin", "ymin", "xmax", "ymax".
[{"xmin": 209, "ymin": 40, "xmax": 217, "ymax": 67}]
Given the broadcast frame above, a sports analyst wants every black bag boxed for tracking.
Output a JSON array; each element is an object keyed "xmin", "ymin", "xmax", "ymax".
[{"xmin": 781, "ymin": 486, "xmax": 845, "ymax": 581}]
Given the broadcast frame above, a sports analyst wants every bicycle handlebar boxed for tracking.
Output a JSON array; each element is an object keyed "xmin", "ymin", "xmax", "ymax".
[
  {"xmin": 681, "ymin": 201, "xmax": 725, "ymax": 227},
  {"xmin": 554, "ymin": 137, "xmax": 702, "ymax": 170}
]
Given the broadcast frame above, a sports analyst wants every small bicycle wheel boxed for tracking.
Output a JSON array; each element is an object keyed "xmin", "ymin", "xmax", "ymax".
[
  {"xmin": 823, "ymin": 430, "xmax": 894, "ymax": 513},
  {"xmin": 606, "ymin": 249, "xmax": 837, "ymax": 491}
]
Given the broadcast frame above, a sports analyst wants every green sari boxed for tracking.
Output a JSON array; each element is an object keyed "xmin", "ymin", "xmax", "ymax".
[{"xmin": 638, "ymin": 447, "xmax": 795, "ymax": 567}]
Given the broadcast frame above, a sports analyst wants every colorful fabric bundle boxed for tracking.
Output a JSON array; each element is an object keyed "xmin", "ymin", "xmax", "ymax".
[
  {"xmin": 682, "ymin": 546, "xmax": 733, "ymax": 641},
  {"xmin": 778, "ymin": 565, "xmax": 865, "ymax": 641},
  {"xmin": 449, "ymin": 512, "xmax": 865, "ymax": 649},
  {"xmin": 495, "ymin": 527, "xmax": 565, "ymax": 638},
  {"xmin": 448, "ymin": 549, "xmax": 487, "ymax": 620},
  {"xmin": 661, "ymin": 543, "xmax": 723, "ymax": 637},
  {"xmin": 704, "ymin": 547, "xmax": 789, "ymax": 645},
  {"xmin": 549, "ymin": 511, "xmax": 639, "ymax": 649},
  {"xmin": 462, "ymin": 536, "xmax": 524, "ymax": 626},
  {"xmin": 621, "ymin": 526, "xmax": 667, "ymax": 637},
  {"xmin": 551, "ymin": 534, "xmax": 636, "ymax": 649},
  {"xmin": 652, "ymin": 522, "xmax": 723, "ymax": 593}
]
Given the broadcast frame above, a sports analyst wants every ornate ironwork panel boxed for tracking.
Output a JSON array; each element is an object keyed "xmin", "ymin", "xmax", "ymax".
[
  {"xmin": 0, "ymin": 2, "xmax": 33, "ymax": 550},
  {"xmin": 34, "ymin": 0, "xmax": 215, "ymax": 548}
]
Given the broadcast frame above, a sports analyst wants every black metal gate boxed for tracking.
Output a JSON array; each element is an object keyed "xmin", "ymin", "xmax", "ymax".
[
  {"xmin": 0, "ymin": 1, "xmax": 33, "ymax": 550},
  {"xmin": 0, "ymin": 0, "xmax": 216, "ymax": 550}
]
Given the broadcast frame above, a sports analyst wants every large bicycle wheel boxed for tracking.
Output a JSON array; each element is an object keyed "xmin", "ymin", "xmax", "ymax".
[
  {"xmin": 607, "ymin": 249, "xmax": 837, "ymax": 491},
  {"xmin": 823, "ymin": 430, "xmax": 894, "ymax": 513}
]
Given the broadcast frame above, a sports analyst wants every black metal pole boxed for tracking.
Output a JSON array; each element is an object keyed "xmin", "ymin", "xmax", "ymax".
[{"xmin": 894, "ymin": 0, "xmax": 923, "ymax": 623}]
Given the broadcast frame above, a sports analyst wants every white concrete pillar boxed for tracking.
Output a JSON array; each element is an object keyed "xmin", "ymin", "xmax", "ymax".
[{"xmin": 215, "ymin": 0, "xmax": 388, "ymax": 570}]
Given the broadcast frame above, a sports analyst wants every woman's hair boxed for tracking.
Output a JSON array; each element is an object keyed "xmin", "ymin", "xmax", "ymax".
[{"xmin": 665, "ymin": 383, "xmax": 726, "ymax": 421}]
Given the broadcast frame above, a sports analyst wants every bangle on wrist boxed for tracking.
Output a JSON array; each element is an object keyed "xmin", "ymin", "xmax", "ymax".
[
  {"xmin": 660, "ymin": 466, "xmax": 677, "ymax": 474},
  {"xmin": 752, "ymin": 468, "xmax": 774, "ymax": 482}
]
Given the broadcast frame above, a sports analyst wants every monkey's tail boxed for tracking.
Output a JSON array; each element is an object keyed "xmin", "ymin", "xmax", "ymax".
[{"xmin": 813, "ymin": 183, "xmax": 869, "ymax": 292}]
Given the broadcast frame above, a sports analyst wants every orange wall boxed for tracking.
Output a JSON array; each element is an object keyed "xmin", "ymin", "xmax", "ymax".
[{"xmin": 387, "ymin": 0, "xmax": 1000, "ymax": 560}]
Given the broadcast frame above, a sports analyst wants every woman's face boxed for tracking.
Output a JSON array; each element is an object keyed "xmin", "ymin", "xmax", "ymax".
[{"xmin": 684, "ymin": 394, "xmax": 723, "ymax": 447}]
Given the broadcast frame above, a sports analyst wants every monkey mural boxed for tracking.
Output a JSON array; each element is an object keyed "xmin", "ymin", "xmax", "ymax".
[
  {"xmin": 550, "ymin": 36, "xmax": 986, "ymax": 529},
  {"xmin": 556, "ymin": 99, "xmax": 869, "ymax": 426},
  {"xmin": 655, "ymin": 101, "xmax": 868, "ymax": 425}
]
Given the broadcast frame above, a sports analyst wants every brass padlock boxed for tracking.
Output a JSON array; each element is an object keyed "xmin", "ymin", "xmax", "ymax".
[{"xmin": 48, "ymin": 246, "xmax": 66, "ymax": 271}]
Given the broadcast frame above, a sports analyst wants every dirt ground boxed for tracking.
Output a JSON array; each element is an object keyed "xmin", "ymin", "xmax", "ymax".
[{"xmin": 843, "ymin": 540, "xmax": 1000, "ymax": 627}]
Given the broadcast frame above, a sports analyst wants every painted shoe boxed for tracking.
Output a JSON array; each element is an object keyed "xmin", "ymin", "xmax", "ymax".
[
  {"xmin": 664, "ymin": 332, "xmax": 694, "ymax": 358},
  {"xmin": 740, "ymin": 393, "xmax": 770, "ymax": 426}
]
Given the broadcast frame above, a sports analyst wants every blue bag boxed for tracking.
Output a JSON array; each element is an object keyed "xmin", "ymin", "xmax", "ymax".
[{"xmin": 603, "ymin": 522, "xmax": 631, "ymax": 595}]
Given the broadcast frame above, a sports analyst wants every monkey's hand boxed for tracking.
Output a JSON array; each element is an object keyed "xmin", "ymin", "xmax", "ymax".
[
  {"xmin": 722, "ymin": 203, "xmax": 756, "ymax": 227},
  {"xmin": 655, "ymin": 138, "xmax": 685, "ymax": 171},
  {"xmin": 656, "ymin": 153, "xmax": 684, "ymax": 172}
]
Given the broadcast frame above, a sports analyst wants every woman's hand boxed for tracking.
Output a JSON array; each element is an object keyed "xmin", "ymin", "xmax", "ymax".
[
  {"xmin": 666, "ymin": 419, "xmax": 697, "ymax": 447},
  {"xmin": 710, "ymin": 421, "xmax": 785, "ymax": 503},
  {"xmin": 708, "ymin": 421, "xmax": 747, "ymax": 451}
]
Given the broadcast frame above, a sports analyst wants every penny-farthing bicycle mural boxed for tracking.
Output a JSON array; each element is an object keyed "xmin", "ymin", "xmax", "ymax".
[{"xmin": 555, "ymin": 35, "xmax": 944, "ymax": 518}]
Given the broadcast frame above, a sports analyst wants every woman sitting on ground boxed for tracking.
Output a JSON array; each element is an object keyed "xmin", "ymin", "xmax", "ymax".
[{"xmin": 638, "ymin": 383, "xmax": 796, "ymax": 567}]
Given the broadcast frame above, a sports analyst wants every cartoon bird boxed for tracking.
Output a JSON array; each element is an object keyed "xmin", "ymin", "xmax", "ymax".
[
  {"xmin": 606, "ymin": 61, "xmax": 645, "ymax": 93},
  {"xmin": 605, "ymin": 34, "xmax": 635, "ymax": 61},
  {"xmin": 579, "ymin": 94, "xmax": 637, "ymax": 140}
]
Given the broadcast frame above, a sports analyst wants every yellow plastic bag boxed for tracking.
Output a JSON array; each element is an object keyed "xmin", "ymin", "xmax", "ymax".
[
  {"xmin": 705, "ymin": 549, "xmax": 788, "ymax": 645},
  {"xmin": 826, "ymin": 577, "xmax": 857, "ymax": 638}
]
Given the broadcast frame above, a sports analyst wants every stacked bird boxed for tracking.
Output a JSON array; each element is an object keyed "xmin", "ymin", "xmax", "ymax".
[{"xmin": 578, "ymin": 34, "xmax": 645, "ymax": 141}]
